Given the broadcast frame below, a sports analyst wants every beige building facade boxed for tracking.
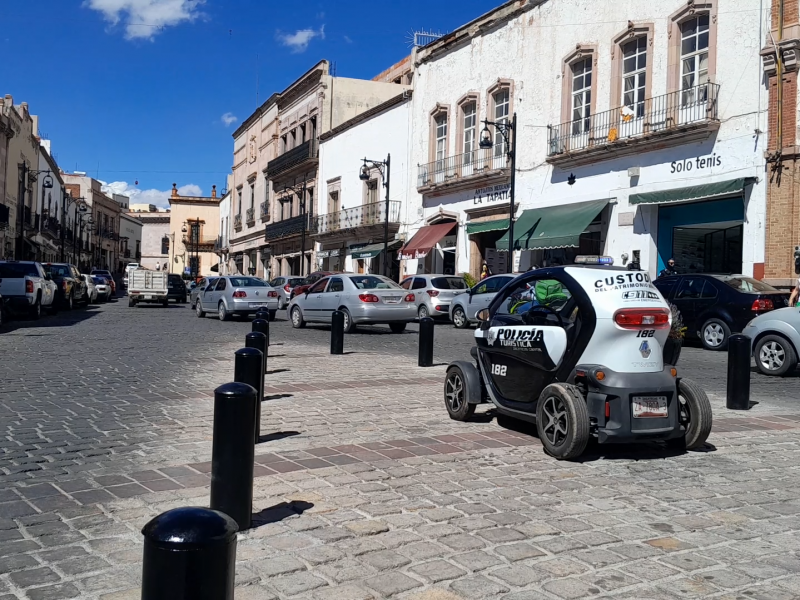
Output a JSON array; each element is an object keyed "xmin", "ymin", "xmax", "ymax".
[
  {"xmin": 130, "ymin": 208, "xmax": 170, "ymax": 271},
  {"xmin": 168, "ymin": 184, "xmax": 221, "ymax": 278}
]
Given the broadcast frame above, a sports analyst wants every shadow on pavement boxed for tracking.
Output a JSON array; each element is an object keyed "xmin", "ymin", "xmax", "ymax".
[
  {"xmin": 263, "ymin": 394, "xmax": 294, "ymax": 401},
  {"xmin": 1, "ymin": 305, "xmax": 102, "ymax": 333},
  {"xmin": 251, "ymin": 500, "xmax": 314, "ymax": 528},
  {"xmin": 257, "ymin": 431, "xmax": 300, "ymax": 444},
  {"xmin": 266, "ymin": 368, "xmax": 290, "ymax": 375}
]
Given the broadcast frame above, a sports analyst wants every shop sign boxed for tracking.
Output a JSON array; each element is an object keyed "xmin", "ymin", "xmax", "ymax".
[
  {"xmin": 473, "ymin": 184, "xmax": 511, "ymax": 205},
  {"xmin": 670, "ymin": 153, "xmax": 722, "ymax": 174},
  {"xmin": 439, "ymin": 235, "xmax": 456, "ymax": 249},
  {"xmin": 317, "ymin": 249, "xmax": 341, "ymax": 258}
]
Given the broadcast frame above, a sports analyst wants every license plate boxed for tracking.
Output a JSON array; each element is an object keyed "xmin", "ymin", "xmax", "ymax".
[
  {"xmin": 383, "ymin": 296, "xmax": 401, "ymax": 304},
  {"xmin": 144, "ymin": 295, "xmax": 152, "ymax": 300},
  {"xmin": 633, "ymin": 396, "xmax": 668, "ymax": 418},
  {"xmin": 249, "ymin": 302, "xmax": 267, "ymax": 308}
]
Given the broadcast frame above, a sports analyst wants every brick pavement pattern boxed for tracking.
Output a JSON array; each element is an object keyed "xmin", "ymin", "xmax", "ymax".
[{"xmin": 2, "ymin": 301, "xmax": 800, "ymax": 599}]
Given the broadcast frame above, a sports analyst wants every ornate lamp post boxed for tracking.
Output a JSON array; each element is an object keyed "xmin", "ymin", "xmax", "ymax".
[
  {"xmin": 358, "ymin": 155, "xmax": 391, "ymax": 277},
  {"xmin": 282, "ymin": 179, "xmax": 308, "ymax": 277}
]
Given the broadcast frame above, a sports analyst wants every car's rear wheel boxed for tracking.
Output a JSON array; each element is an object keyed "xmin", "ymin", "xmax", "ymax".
[
  {"xmin": 218, "ymin": 302, "xmax": 230, "ymax": 321},
  {"xmin": 389, "ymin": 323, "xmax": 407, "ymax": 334},
  {"xmin": 30, "ymin": 297, "xmax": 42, "ymax": 320},
  {"xmin": 701, "ymin": 318, "xmax": 731, "ymax": 351},
  {"xmin": 536, "ymin": 383, "xmax": 590, "ymax": 460},
  {"xmin": 342, "ymin": 308, "xmax": 356, "ymax": 333},
  {"xmin": 672, "ymin": 378, "xmax": 713, "ymax": 450},
  {"xmin": 278, "ymin": 297, "xmax": 286, "ymax": 310},
  {"xmin": 444, "ymin": 364, "xmax": 477, "ymax": 421},
  {"xmin": 196, "ymin": 301, "xmax": 205, "ymax": 318},
  {"xmin": 452, "ymin": 306, "xmax": 469, "ymax": 329},
  {"xmin": 66, "ymin": 293, "xmax": 74, "ymax": 311},
  {"xmin": 418, "ymin": 304, "xmax": 429, "ymax": 319},
  {"xmin": 82, "ymin": 291, "xmax": 90, "ymax": 306},
  {"xmin": 129, "ymin": 298, "xmax": 136, "ymax": 308},
  {"xmin": 755, "ymin": 334, "xmax": 797, "ymax": 376},
  {"xmin": 291, "ymin": 306, "xmax": 305, "ymax": 329}
]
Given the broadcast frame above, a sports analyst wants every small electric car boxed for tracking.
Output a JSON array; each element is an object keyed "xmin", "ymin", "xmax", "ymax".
[{"xmin": 444, "ymin": 263, "xmax": 713, "ymax": 460}]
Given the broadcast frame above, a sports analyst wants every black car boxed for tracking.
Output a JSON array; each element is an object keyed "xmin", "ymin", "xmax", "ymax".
[
  {"xmin": 167, "ymin": 274, "xmax": 188, "ymax": 303},
  {"xmin": 43, "ymin": 263, "xmax": 89, "ymax": 310},
  {"xmin": 654, "ymin": 274, "xmax": 790, "ymax": 351}
]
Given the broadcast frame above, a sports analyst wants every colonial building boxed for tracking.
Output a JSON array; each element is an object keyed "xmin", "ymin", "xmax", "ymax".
[
  {"xmin": 408, "ymin": 0, "xmax": 767, "ymax": 280},
  {"xmin": 130, "ymin": 206, "xmax": 170, "ymax": 271},
  {"xmin": 119, "ymin": 212, "xmax": 143, "ymax": 268},
  {"xmin": 167, "ymin": 183, "xmax": 221, "ymax": 278},
  {"xmin": 214, "ymin": 182, "xmax": 231, "ymax": 275},
  {"xmin": 35, "ymin": 143, "xmax": 66, "ymax": 264}
]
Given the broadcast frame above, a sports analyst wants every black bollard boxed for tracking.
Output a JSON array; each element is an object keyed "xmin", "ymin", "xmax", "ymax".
[
  {"xmin": 255, "ymin": 309, "xmax": 270, "ymax": 323},
  {"xmin": 141, "ymin": 506, "xmax": 238, "ymax": 600},
  {"xmin": 726, "ymin": 334, "xmax": 751, "ymax": 410},
  {"xmin": 253, "ymin": 317, "xmax": 270, "ymax": 348},
  {"xmin": 331, "ymin": 310, "xmax": 344, "ymax": 355},
  {"xmin": 418, "ymin": 317, "xmax": 435, "ymax": 367},
  {"xmin": 210, "ymin": 380, "xmax": 257, "ymax": 531},
  {"xmin": 245, "ymin": 332, "xmax": 267, "ymax": 443}
]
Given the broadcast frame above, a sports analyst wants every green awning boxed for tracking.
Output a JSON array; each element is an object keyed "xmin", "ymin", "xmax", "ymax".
[
  {"xmin": 629, "ymin": 177, "xmax": 757, "ymax": 206},
  {"xmin": 350, "ymin": 240, "xmax": 401, "ymax": 259},
  {"xmin": 496, "ymin": 199, "xmax": 609, "ymax": 251},
  {"xmin": 466, "ymin": 218, "xmax": 510, "ymax": 235}
]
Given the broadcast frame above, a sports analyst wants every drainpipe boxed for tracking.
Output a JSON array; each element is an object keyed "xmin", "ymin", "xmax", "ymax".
[{"xmin": 777, "ymin": 0, "xmax": 785, "ymax": 152}]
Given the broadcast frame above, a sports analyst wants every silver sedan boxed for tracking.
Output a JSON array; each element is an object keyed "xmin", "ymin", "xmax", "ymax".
[
  {"xmin": 195, "ymin": 276, "xmax": 279, "ymax": 321},
  {"xmin": 288, "ymin": 274, "xmax": 416, "ymax": 333},
  {"xmin": 742, "ymin": 307, "xmax": 800, "ymax": 376}
]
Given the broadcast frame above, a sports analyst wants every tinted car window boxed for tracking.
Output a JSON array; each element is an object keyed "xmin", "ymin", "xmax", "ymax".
[
  {"xmin": 721, "ymin": 276, "xmax": 777, "ymax": 293},
  {"xmin": 701, "ymin": 281, "xmax": 718, "ymax": 299},
  {"xmin": 328, "ymin": 278, "xmax": 344, "ymax": 293},
  {"xmin": 92, "ymin": 277, "xmax": 105, "ymax": 285},
  {"xmin": 654, "ymin": 279, "xmax": 678, "ymax": 298},
  {"xmin": 349, "ymin": 276, "xmax": 400, "ymax": 290},
  {"xmin": 431, "ymin": 277, "xmax": 467, "ymax": 290},
  {"xmin": 0, "ymin": 263, "xmax": 39, "ymax": 277},
  {"xmin": 45, "ymin": 265, "xmax": 71, "ymax": 277},
  {"xmin": 676, "ymin": 277, "xmax": 704, "ymax": 299},
  {"xmin": 269, "ymin": 278, "xmax": 283, "ymax": 287},
  {"xmin": 411, "ymin": 278, "xmax": 427, "ymax": 290},
  {"xmin": 309, "ymin": 279, "xmax": 328, "ymax": 293},
  {"xmin": 215, "ymin": 279, "xmax": 227, "ymax": 291},
  {"xmin": 400, "ymin": 279, "xmax": 412, "ymax": 290},
  {"xmin": 289, "ymin": 278, "xmax": 304, "ymax": 287},
  {"xmin": 229, "ymin": 277, "xmax": 267, "ymax": 287}
]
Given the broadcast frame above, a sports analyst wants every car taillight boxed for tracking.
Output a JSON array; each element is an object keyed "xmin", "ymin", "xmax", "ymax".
[
  {"xmin": 25, "ymin": 280, "xmax": 33, "ymax": 293},
  {"xmin": 752, "ymin": 298, "xmax": 774, "ymax": 311},
  {"xmin": 267, "ymin": 291, "xmax": 278, "ymax": 297},
  {"xmin": 358, "ymin": 293, "xmax": 380, "ymax": 303},
  {"xmin": 613, "ymin": 308, "xmax": 670, "ymax": 329},
  {"xmin": 62, "ymin": 281, "xmax": 68, "ymax": 291},
  {"xmin": 232, "ymin": 291, "xmax": 247, "ymax": 298},
  {"xmin": 404, "ymin": 293, "xmax": 415, "ymax": 302},
  {"xmin": 284, "ymin": 284, "xmax": 291, "ymax": 292},
  {"xmin": 426, "ymin": 290, "xmax": 440, "ymax": 297}
]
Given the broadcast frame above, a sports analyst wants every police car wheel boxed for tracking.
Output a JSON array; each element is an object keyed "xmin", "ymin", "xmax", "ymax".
[
  {"xmin": 677, "ymin": 378, "xmax": 713, "ymax": 450},
  {"xmin": 444, "ymin": 365, "xmax": 476, "ymax": 421},
  {"xmin": 536, "ymin": 383, "xmax": 589, "ymax": 460}
]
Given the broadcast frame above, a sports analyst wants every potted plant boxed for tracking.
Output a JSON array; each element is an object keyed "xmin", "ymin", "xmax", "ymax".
[{"xmin": 664, "ymin": 303, "xmax": 687, "ymax": 365}]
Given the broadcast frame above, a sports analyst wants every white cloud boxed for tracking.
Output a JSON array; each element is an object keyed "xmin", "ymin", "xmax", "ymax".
[
  {"xmin": 84, "ymin": 0, "xmax": 204, "ymax": 40},
  {"xmin": 101, "ymin": 181, "xmax": 203, "ymax": 209},
  {"xmin": 343, "ymin": 35, "xmax": 353, "ymax": 44},
  {"xmin": 221, "ymin": 112, "xmax": 237, "ymax": 127},
  {"xmin": 276, "ymin": 25, "xmax": 325, "ymax": 53}
]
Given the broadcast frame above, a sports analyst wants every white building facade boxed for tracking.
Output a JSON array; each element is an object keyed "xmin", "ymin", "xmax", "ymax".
[
  {"xmin": 408, "ymin": 0, "xmax": 768, "ymax": 280},
  {"xmin": 215, "ymin": 187, "xmax": 231, "ymax": 275}
]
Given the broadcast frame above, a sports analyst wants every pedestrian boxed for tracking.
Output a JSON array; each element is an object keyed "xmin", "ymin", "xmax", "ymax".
[
  {"xmin": 480, "ymin": 261, "xmax": 492, "ymax": 280},
  {"xmin": 659, "ymin": 258, "xmax": 678, "ymax": 278},
  {"xmin": 790, "ymin": 274, "xmax": 800, "ymax": 307}
]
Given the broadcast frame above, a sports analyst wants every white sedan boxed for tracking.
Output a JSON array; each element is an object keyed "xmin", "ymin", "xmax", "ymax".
[{"xmin": 288, "ymin": 274, "xmax": 416, "ymax": 333}]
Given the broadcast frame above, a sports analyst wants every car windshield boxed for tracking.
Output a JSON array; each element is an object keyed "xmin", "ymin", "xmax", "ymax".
[
  {"xmin": 289, "ymin": 278, "xmax": 304, "ymax": 286},
  {"xmin": 229, "ymin": 277, "xmax": 267, "ymax": 287},
  {"xmin": 92, "ymin": 277, "xmax": 105, "ymax": 285},
  {"xmin": 93, "ymin": 270, "xmax": 111, "ymax": 275},
  {"xmin": 431, "ymin": 277, "xmax": 467, "ymax": 290},
  {"xmin": 45, "ymin": 265, "xmax": 71, "ymax": 277},
  {"xmin": 0, "ymin": 263, "xmax": 38, "ymax": 277},
  {"xmin": 719, "ymin": 276, "xmax": 777, "ymax": 293},
  {"xmin": 349, "ymin": 276, "xmax": 400, "ymax": 290}
]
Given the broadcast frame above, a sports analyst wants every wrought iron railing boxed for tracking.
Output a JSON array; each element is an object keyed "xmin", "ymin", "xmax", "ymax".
[
  {"xmin": 234, "ymin": 214, "xmax": 242, "ymax": 230},
  {"xmin": 547, "ymin": 83, "xmax": 720, "ymax": 156},
  {"xmin": 267, "ymin": 139, "xmax": 318, "ymax": 178},
  {"xmin": 260, "ymin": 201, "xmax": 270, "ymax": 221},
  {"xmin": 246, "ymin": 208, "xmax": 255, "ymax": 224},
  {"xmin": 264, "ymin": 214, "xmax": 317, "ymax": 242},
  {"xmin": 315, "ymin": 201, "xmax": 401, "ymax": 235},
  {"xmin": 417, "ymin": 149, "xmax": 507, "ymax": 188},
  {"xmin": 123, "ymin": 249, "xmax": 131, "ymax": 258}
]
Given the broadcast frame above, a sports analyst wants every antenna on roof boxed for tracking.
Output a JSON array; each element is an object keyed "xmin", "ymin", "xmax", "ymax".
[{"xmin": 408, "ymin": 29, "xmax": 445, "ymax": 48}]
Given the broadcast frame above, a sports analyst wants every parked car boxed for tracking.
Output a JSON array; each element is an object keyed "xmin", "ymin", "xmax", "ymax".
[
  {"xmin": 291, "ymin": 271, "xmax": 337, "ymax": 299},
  {"xmin": 0, "ymin": 261, "xmax": 58, "ymax": 319},
  {"xmin": 82, "ymin": 274, "xmax": 98, "ymax": 304},
  {"xmin": 654, "ymin": 274, "xmax": 790, "ymax": 351},
  {"xmin": 400, "ymin": 274, "xmax": 468, "ymax": 320},
  {"xmin": 743, "ymin": 308, "xmax": 800, "ymax": 376},
  {"xmin": 449, "ymin": 274, "xmax": 516, "ymax": 329},
  {"xmin": 195, "ymin": 276, "xmax": 279, "ymax": 321},
  {"xmin": 92, "ymin": 276, "xmax": 112, "ymax": 301},
  {"xmin": 269, "ymin": 276, "xmax": 305, "ymax": 310},
  {"xmin": 190, "ymin": 277, "xmax": 218, "ymax": 309},
  {"xmin": 43, "ymin": 263, "xmax": 89, "ymax": 309},
  {"xmin": 92, "ymin": 270, "xmax": 117, "ymax": 296},
  {"xmin": 167, "ymin": 274, "xmax": 188, "ymax": 303},
  {"xmin": 289, "ymin": 274, "xmax": 416, "ymax": 333}
]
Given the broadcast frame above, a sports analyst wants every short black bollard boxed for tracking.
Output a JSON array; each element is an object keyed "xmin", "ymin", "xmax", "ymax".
[
  {"xmin": 418, "ymin": 317, "xmax": 435, "ymax": 367},
  {"xmin": 253, "ymin": 317, "xmax": 270, "ymax": 348},
  {"xmin": 331, "ymin": 310, "xmax": 344, "ymax": 355},
  {"xmin": 210, "ymin": 380, "xmax": 257, "ymax": 531},
  {"xmin": 245, "ymin": 332, "xmax": 267, "ymax": 443},
  {"xmin": 255, "ymin": 309, "xmax": 270, "ymax": 323},
  {"xmin": 726, "ymin": 334, "xmax": 752, "ymax": 410},
  {"xmin": 141, "ymin": 506, "xmax": 238, "ymax": 600}
]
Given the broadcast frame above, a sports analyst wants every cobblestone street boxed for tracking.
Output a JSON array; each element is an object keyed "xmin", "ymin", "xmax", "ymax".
[{"xmin": 2, "ymin": 301, "xmax": 800, "ymax": 599}]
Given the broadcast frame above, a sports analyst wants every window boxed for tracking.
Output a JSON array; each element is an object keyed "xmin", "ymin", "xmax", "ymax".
[
  {"xmin": 622, "ymin": 36, "xmax": 647, "ymax": 117},
  {"xmin": 676, "ymin": 277, "xmax": 704, "ymax": 299},
  {"xmin": 571, "ymin": 58, "xmax": 592, "ymax": 135},
  {"xmin": 349, "ymin": 275, "xmax": 400, "ymax": 289},
  {"xmin": 307, "ymin": 188, "xmax": 314, "ymax": 217},
  {"xmin": 700, "ymin": 281, "xmax": 718, "ymax": 299},
  {"xmin": 215, "ymin": 278, "xmax": 227, "ymax": 291},
  {"xmin": 411, "ymin": 278, "xmax": 427, "ymax": 290},
  {"xmin": 290, "ymin": 129, "xmax": 297, "ymax": 149},
  {"xmin": 329, "ymin": 191, "xmax": 340, "ymax": 214},
  {"xmin": 492, "ymin": 90, "xmax": 510, "ymax": 156},
  {"xmin": 400, "ymin": 279, "xmax": 412, "ymax": 290},
  {"xmin": 263, "ymin": 176, "xmax": 270, "ymax": 215},
  {"xmin": 237, "ymin": 189, "xmax": 243, "ymax": 215},
  {"xmin": 309, "ymin": 279, "xmax": 328, "ymax": 293},
  {"xmin": 367, "ymin": 180, "xmax": 379, "ymax": 204},
  {"xmin": 431, "ymin": 277, "xmax": 468, "ymax": 290},
  {"xmin": 462, "ymin": 102, "xmax": 477, "ymax": 161},
  {"xmin": 327, "ymin": 277, "xmax": 344, "ymax": 293},
  {"xmin": 435, "ymin": 114, "xmax": 448, "ymax": 163},
  {"xmin": 680, "ymin": 15, "xmax": 710, "ymax": 104},
  {"xmin": 299, "ymin": 123, "xmax": 306, "ymax": 144},
  {"xmin": 281, "ymin": 135, "xmax": 288, "ymax": 153},
  {"xmin": 250, "ymin": 184, "xmax": 255, "ymax": 210}
]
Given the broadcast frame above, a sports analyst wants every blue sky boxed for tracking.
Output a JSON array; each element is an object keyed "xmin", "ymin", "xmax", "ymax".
[{"xmin": 2, "ymin": 0, "xmax": 499, "ymax": 207}]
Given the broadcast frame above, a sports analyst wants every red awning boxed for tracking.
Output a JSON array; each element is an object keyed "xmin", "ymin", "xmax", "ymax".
[{"xmin": 399, "ymin": 222, "xmax": 456, "ymax": 260}]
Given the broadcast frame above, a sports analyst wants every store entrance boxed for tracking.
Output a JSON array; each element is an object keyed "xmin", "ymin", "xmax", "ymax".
[{"xmin": 672, "ymin": 222, "xmax": 742, "ymax": 274}]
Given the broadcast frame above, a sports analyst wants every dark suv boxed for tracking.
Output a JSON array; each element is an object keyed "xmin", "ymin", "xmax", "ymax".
[
  {"xmin": 167, "ymin": 274, "xmax": 188, "ymax": 303},
  {"xmin": 43, "ymin": 263, "xmax": 89, "ymax": 309}
]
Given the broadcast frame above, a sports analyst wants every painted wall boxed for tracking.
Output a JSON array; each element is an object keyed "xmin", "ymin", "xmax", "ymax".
[
  {"xmin": 137, "ymin": 216, "xmax": 170, "ymax": 271},
  {"xmin": 120, "ymin": 213, "xmax": 143, "ymax": 262},
  {"xmin": 167, "ymin": 200, "xmax": 221, "ymax": 277},
  {"xmin": 410, "ymin": 0, "xmax": 768, "ymax": 278},
  {"xmin": 328, "ymin": 78, "xmax": 411, "ymax": 129}
]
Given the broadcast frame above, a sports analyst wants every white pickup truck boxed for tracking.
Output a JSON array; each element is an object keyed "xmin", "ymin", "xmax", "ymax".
[
  {"xmin": 128, "ymin": 270, "xmax": 169, "ymax": 307},
  {"xmin": 0, "ymin": 261, "xmax": 57, "ymax": 319}
]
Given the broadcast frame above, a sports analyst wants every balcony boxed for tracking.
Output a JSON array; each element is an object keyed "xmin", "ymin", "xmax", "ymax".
[
  {"xmin": 182, "ymin": 235, "xmax": 217, "ymax": 249},
  {"xmin": 547, "ymin": 83, "xmax": 720, "ymax": 168},
  {"xmin": 246, "ymin": 207, "xmax": 255, "ymax": 226},
  {"xmin": 214, "ymin": 236, "xmax": 229, "ymax": 254},
  {"xmin": 43, "ymin": 216, "xmax": 60, "ymax": 238},
  {"xmin": 417, "ymin": 149, "xmax": 508, "ymax": 194},
  {"xmin": 260, "ymin": 201, "xmax": 270, "ymax": 222},
  {"xmin": 123, "ymin": 249, "xmax": 131, "ymax": 258},
  {"xmin": 264, "ymin": 214, "xmax": 317, "ymax": 243},
  {"xmin": 314, "ymin": 201, "xmax": 402, "ymax": 241},
  {"xmin": 234, "ymin": 213, "xmax": 243, "ymax": 231},
  {"xmin": 266, "ymin": 139, "xmax": 318, "ymax": 180}
]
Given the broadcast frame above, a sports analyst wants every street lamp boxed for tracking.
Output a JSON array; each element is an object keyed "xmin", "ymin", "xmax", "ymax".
[
  {"xmin": 479, "ymin": 113, "xmax": 517, "ymax": 273},
  {"xmin": 182, "ymin": 220, "xmax": 201, "ymax": 280},
  {"xmin": 16, "ymin": 164, "xmax": 54, "ymax": 260},
  {"xmin": 358, "ymin": 154, "xmax": 391, "ymax": 277},
  {"xmin": 72, "ymin": 205, "xmax": 89, "ymax": 265},
  {"xmin": 283, "ymin": 179, "xmax": 308, "ymax": 277},
  {"xmin": 60, "ymin": 190, "xmax": 86, "ymax": 263}
]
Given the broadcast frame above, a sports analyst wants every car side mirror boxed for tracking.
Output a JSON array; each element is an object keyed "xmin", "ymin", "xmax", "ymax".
[{"xmin": 477, "ymin": 309, "xmax": 490, "ymax": 322}]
